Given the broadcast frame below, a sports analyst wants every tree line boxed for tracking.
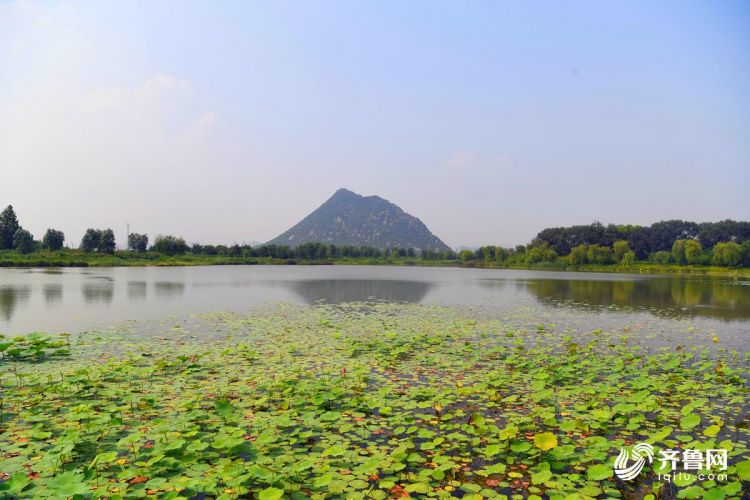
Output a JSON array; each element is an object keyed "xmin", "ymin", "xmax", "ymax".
[
  {"xmin": 463, "ymin": 220, "xmax": 750, "ymax": 268},
  {"xmin": 1, "ymin": 204, "xmax": 748, "ymax": 267}
]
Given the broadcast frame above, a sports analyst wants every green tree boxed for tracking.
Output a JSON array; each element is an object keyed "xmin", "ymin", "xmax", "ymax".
[
  {"xmin": 586, "ymin": 245, "xmax": 615, "ymax": 265},
  {"xmin": 42, "ymin": 229, "xmax": 65, "ymax": 251},
  {"xmin": 128, "ymin": 233, "xmax": 149, "ymax": 252},
  {"xmin": 494, "ymin": 247, "xmax": 508, "ymax": 262},
  {"xmin": 613, "ymin": 240, "xmax": 631, "ymax": 262},
  {"xmin": 99, "ymin": 229, "xmax": 116, "ymax": 253},
  {"xmin": 525, "ymin": 246, "xmax": 544, "ymax": 264},
  {"xmin": 671, "ymin": 239, "xmax": 687, "ymax": 264},
  {"xmin": 481, "ymin": 246, "xmax": 496, "ymax": 263},
  {"xmin": 740, "ymin": 241, "xmax": 750, "ymax": 267},
  {"xmin": 712, "ymin": 241, "xmax": 741, "ymax": 267},
  {"xmin": 650, "ymin": 251, "xmax": 671, "ymax": 265},
  {"xmin": 621, "ymin": 251, "xmax": 636, "ymax": 266},
  {"xmin": 12, "ymin": 228, "xmax": 34, "ymax": 254},
  {"xmin": 459, "ymin": 249, "xmax": 474, "ymax": 263},
  {"xmin": 683, "ymin": 240, "xmax": 703, "ymax": 265},
  {"xmin": 152, "ymin": 235, "xmax": 188, "ymax": 256},
  {"xmin": 0, "ymin": 205, "xmax": 20, "ymax": 250},
  {"xmin": 568, "ymin": 244, "xmax": 588, "ymax": 265},
  {"xmin": 80, "ymin": 229, "xmax": 101, "ymax": 252}
]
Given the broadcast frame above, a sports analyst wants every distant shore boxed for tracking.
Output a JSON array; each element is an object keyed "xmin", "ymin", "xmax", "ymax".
[{"xmin": 1, "ymin": 250, "xmax": 748, "ymax": 278}]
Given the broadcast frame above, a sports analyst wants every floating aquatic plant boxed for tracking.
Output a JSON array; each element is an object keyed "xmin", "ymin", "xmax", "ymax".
[{"xmin": 0, "ymin": 303, "xmax": 747, "ymax": 498}]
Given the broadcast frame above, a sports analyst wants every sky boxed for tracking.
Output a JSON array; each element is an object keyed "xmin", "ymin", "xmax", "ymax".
[{"xmin": 1, "ymin": 1, "xmax": 749, "ymax": 249}]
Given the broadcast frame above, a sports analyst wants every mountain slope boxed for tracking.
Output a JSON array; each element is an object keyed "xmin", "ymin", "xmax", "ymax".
[{"xmin": 267, "ymin": 188, "xmax": 450, "ymax": 251}]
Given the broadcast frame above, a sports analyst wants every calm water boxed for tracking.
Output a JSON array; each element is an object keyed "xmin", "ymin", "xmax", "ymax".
[{"xmin": 0, "ymin": 265, "xmax": 748, "ymax": 343}]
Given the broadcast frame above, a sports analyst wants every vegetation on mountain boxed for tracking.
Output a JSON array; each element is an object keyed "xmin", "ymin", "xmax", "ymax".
[{"xmin": 267, "ymin": 188, "xmax": 451, "ymax": 252}]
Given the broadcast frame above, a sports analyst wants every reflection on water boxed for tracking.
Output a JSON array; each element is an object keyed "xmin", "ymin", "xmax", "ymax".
[
  {"xmin": 43, "ymin": 284, "xmax": 63, "ymax": 304},
  {"xmin": 127, "ymin": 281, "xmax": 148, "ymax": 300},
  {"xmin": 0, "ymin": 266, "xmax": 748, "ymax": 336},
  {"xmin": 0, "ymin": 285, "xmax": 31, "ymax": 321},
  {"xmin": 520, "ymin": 277, "xmax": 750, "ymax": 321},
  {"xmin": 286, "ymin": 279, "xmax": 433, "ymax": 304},
  {"xmin": 154, "ymin": 281, "xmax": 186, "ymax": 298},
  {"xmin": 82, "ymin": 282, "xmax": 114, "ymax": 304}
]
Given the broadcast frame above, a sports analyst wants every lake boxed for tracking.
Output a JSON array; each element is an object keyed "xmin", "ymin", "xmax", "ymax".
[{"xmin": 1, "ymin": 265, "xmax": 748, "ymax": 348}]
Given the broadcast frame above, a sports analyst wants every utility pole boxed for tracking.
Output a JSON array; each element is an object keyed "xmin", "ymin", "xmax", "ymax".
[{"xmin": 126, "ymin": 223, "xmax": 130, "ymax": 251}]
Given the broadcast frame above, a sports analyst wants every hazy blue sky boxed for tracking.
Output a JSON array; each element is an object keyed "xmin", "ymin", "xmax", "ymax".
[{"xmin": 1, "ymin": 1, "xmax": 748, "ymax": 248}]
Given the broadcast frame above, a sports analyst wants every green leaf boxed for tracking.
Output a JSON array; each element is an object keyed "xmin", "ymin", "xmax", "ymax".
[
  {"xmin": 531, "ymin": 468, "xmax": 552, "ymax": 484},
  {"xmin": 587, "ymin": 464, "xmax": 613, "ymax": 481},
  {"xmin": 258, "ymin": 487, "xmax": 285, "ymax": 500},
  {"xmin": 0, "ymin": 472, "xmax": 30, "ymax": 494},
  {"xmin": 322, "ymin": 444, "xmax": 347, "ymax": 456},
  {"xmin": 680, "ymin": 413, "xmax": 700, "ymax": 430},
  {"xmin": 672, "ymin": 473, "xmax": 696, "ymax": 487},
  {"xmin": 215, "ymin": 399, "xmax": 237, "ymax": 420},
  {"xmin": 736, "ymin": 460, "xmax": 750, "ymax": 481},
  {"xmin": 701, "ymin": 487, "xmax": 726, "ymax": 500},
  {"xmin": 405, "ymin": 483, "xmax": 431, "ymax": 494},
  {"xmin": 485, "ymin": 444, "xmax": 502, "ymax": 457},
  {"xmin": 703, "ymin": 424, "xmax": 721, "ymax": 437},
  {"xmin": 533, "ymin": 432, "xmax": 558, "ymax": 451},
  {"xmin": 46, "ymin": 471, "xmax": 90, "ymax": 497}
]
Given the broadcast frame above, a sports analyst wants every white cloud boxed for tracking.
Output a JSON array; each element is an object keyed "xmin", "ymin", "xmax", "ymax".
[
  {"xmin": 0, "ymin": 71, "xmax": 229, "ymax": 244},
  {"xmin": 447, "ymin": 150, "xmax": 479, "ymax": 170}
]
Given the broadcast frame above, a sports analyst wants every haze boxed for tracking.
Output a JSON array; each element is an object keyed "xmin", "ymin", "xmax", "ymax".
[{"xmin": 1, "ymin": 1, "xmax": 749, "ymax": 249}]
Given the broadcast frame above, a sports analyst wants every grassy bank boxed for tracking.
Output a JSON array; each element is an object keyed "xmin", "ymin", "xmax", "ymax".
[
  {"xmin": 462, "ymin": 261, "xmax": 750, "ymax": 278},
  {"xmin": 1, "ymin": 249, "xmax": 749, "ymax": 278},
  {"xmin": 0, "ymin": 303, "xmax": 748, "ymax": 498}
]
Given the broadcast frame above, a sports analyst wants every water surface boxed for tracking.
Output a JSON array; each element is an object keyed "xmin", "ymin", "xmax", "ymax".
[{"xmin": 0, "ymin": 265, "xmax": 748, "ymax": 347}]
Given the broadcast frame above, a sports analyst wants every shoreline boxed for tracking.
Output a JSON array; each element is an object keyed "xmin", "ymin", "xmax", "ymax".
[{"xmin": 1, "ymin": 252, "xmax": 749, "ymax": 278}]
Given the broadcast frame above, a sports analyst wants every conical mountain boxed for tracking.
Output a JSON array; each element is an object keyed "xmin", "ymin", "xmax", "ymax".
[{"xmin": 267, "ymin": 188, "xmax": 450, "ymax": 251}]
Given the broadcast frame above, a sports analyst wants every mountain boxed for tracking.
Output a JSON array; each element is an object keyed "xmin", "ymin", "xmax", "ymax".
[{"xmin": 267, "ymin": 188, "xmax": 451, "ymax": 251}]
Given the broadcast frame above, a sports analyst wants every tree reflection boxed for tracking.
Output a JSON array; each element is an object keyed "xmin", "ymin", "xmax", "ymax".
[
  {"xmin": 522, "ymin": 277, "xmax": 750, "ymax": 321},
  {"xmin": 287, "ymin": 279, "xmax": 433, "ymax": 304},
  {"xmin": 0, "ymin": 285, "xmax": 31, "ymax": 322}
]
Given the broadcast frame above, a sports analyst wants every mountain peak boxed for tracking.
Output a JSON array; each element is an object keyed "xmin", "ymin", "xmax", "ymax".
[{"xmin": 267, "ymin": 189, "xmax": 450, "ymax": 251}]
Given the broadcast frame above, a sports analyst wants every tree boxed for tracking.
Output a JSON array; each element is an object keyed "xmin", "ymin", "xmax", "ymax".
[
  {"xmin": 587, "ymin": 245, "xmax": 615, "ymax": 265},
  {"xmin": 0, "ymin": 205, "xmax": 20, "ymax": 250},
  {"xmin": 684, "ymin": 240, "xmax": 703, "ymax": 265},
  {"xmin": 568, "ymin": 244, "xmax": 588, "ymax": 265},
  {"xmin": 525, "ymin": 246, "xmax": 545, "ymax": 264},
  {"xmin": 494, "ymin": 247, "xmax": 509, "ymax": 262},
  {"xmin": 80, "ymin": 229, "xmax": 101, "ymax": 252},
  {"xmin": 740, "ymin": 241, "xmax": 750, "ymax": 267},
  {"xmin": 42, "ymin": 229, "xmax": 65, "ymax": 251},
  {"xmin": 128, "ymin": 233, "xmax": 149, "ymax": 252},
  {"xmin": 671, "ymin": 239, "xmax": 687, "ymax": 265},
  {"xmin": 613, "ymin": 240, "xmax": 631, "ymax": 262},
  {"xmin": 712, "ymin": 242, "xmax": 741, "ymax": 267},
  {"xmin": 99, "ymin": 229, "xmax": 116, "ymax": 253},
  {"xmin": 152, "ymin": 235, "xmax": 188, "ymax": 256},
  {"xmin": 459, "ymin": 250, "xmax": 474, "ymax": 263},
  {"xmin": 13, "ymin": 228, "xmax": 34, "ymax": 254},
  {"xmin": 650, "ymin": 251, "xmax": 671, "ymax": 265},
  {"xmin": 621, "ymin": 251, "xmax": 636, "ymax": 266}
]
